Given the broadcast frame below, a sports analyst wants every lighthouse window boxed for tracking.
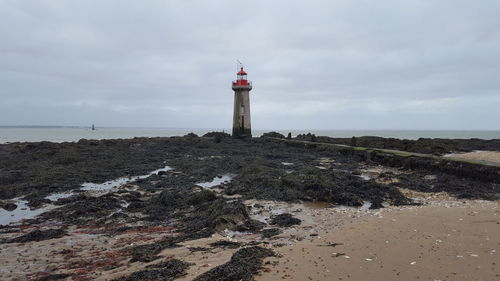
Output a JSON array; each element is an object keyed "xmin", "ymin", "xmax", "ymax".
[{"xmin": 240, "ymin": 105, "xmax": 245, "ymax": 114}]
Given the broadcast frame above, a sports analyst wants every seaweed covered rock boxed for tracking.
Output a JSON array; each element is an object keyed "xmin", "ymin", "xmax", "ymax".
[
  {"xmin": 312, "ymin": 135, "xmax": 500, "ymax": 155},
  {"xmin": 261, "ymin": 132, "xmax": 285, "ymax": 139},
  {"xmin": 8, "ymin": 229, "xmax": 66, "ymax": 243},
  {"xmin": 261, "ymin": 228, "xmax": 282, "ymax": 238},
  {"xmin": 144, "ymin": 185, "xmax": 262, "ymax": 234},
  {"xmin": 23, "ymin": 193, "xmax": 51, "ymax": 208},
  {"xmin": 0, "ymin": 169, "xmax": 22, "ymax": 185},
  {"xmin": 296, "ymin": 133, "xmax": 317, "ymax": 142},
  {"xmin": 114, "ymin": 259, "xmax": 191, "ymax": 281},
  {"xmin": 224, "ymin": 160, "xmax": 412, "ymax": 208},
  {"xmin": 156, "ymin": 188, "xmax": 217, "ymax": 210},
  {"xmin": 129, "ymin": 237, "xmax": 182, "ymax": 262},
  {"xmin": 182, "ymin": 199, "xmax": 264, "ymax": 234},
  {"xmin": 202, "ymin": 131, "xmax": 231, "ymax": 138},
  {"xmin": 193, "ymin": 246, "xmax": 275, "ymax": 281},
  {"xmin": 128, "ymin": 189, "xmax": 263, "ymax": 262},
  {"xmin": 40, "ymin": 194, "xmax": 122, "ymax": 225},
  {"xmin": 184, "ymin": 132, "xmax": 199, "ymax": 138}
]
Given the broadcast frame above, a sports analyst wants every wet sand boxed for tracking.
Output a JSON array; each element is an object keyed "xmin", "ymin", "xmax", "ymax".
[{"xmin": 257, "ymin": 200, "xmax": 499, "ymax": 281}]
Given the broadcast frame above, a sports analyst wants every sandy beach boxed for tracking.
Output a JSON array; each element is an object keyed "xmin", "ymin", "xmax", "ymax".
[
  {"xmin": 257, "ymin": 200, "xmax": 499, "ymax": 281},
  {"xmin": 446, "ymin": 151, "xmax": 500, "ymax": 164}
]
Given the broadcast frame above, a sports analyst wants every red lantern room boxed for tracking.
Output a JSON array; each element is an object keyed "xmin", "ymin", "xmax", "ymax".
[{"xmin": 232, "ymin": 67, "xmax": 251, "ymax": 87}]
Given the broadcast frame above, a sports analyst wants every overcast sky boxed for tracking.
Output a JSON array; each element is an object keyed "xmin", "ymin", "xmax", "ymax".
[{"xmin": 1, "ymin": 0, "xmax": 499, "ymax": 130}]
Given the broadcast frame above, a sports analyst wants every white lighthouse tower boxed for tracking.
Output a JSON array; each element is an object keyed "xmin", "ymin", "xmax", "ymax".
[{"xmin": 232, "ymin": 66, "xmax": 252, "ymax": 138}]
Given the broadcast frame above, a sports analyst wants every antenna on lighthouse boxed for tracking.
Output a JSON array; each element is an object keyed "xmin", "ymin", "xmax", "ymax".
[{"xmin": 236, "ymin": 60, "xmax": 243, "ymax": 71}]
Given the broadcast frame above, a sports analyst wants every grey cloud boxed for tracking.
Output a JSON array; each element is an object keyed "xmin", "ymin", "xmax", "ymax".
[{"xmin": 1, "ymin": 0, "xmax": 499, "ymax": 130}]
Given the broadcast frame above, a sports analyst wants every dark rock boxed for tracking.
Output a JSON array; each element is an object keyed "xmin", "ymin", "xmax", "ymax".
[
  {"xmin": 0, "ymin": 202, "xmax": 17, "ymax": 211},
  {"xmin": 261, "ymin": 228, "xmax": 282, "ymax": 238},
  {"xmin": 270, "ymin": 213, "xmax": 301, "ymax": 227}
]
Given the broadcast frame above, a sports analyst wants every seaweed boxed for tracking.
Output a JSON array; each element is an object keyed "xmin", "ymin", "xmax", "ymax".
[
  {"xmin": 209, "ymin": 240, "xmax": 242, "ymax": 249},
  {"xmin": 193, "ymin": 246, "xmax": 275, "ymax": 281}
]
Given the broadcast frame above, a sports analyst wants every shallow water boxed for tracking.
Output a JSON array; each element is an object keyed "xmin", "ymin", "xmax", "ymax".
[
  {"xmin": 196, "ymin": 174, "xmax": 234, "ymax": 189},
  {"xmin": 0, "ymin": 199, "xmax": 49, "ymax": 226},
  {"xmin": 45, "ymin": 192, "xmax": 75, "ymax": 201},
  {"xmin": 80, "ymin": 165, "xmax": 172, "ymax": 192}
]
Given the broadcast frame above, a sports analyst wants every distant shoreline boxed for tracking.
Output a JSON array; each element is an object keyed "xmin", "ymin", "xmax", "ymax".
[
  {"xmin": 1, "ymin": 125, "xmax": 500, "ymax": 131},
  {"xmin": 1, "ymin": 127, "xmax": 500, "ymax": 143}
]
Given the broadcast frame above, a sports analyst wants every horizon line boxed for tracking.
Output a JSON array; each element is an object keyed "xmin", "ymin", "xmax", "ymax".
[{"xmin": 1, "ymin": 125, "xmax": 499, "ymax": 132}]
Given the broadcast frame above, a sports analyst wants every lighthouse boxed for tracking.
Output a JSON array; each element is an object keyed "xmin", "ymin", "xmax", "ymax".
[{"xmin": 232, "ymin": 67, "xmax": 252, "ymax": 138}]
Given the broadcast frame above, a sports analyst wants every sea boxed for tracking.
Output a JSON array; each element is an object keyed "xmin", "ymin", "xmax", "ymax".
[{"xmin": 0, "ymin": 127, "xmax": 499, "ymax": 143}]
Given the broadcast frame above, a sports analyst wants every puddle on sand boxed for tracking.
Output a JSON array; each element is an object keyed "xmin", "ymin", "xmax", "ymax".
[
  {"xmin": 360, "ymin": 201, "xmax": 373, "ymax": 210},
  {"xmin": 196, "ymin": 174, "xmax": 234, "ymax": 189},
  {"xmin": 81, "ymin": 165, "xmax": 172, "ymax": 192},
  {"xmin": 224, "ymin": 229, "xmax": 252, "ymax": 238},
  {"xmin": 336, "ymin": 201, "xmax": 373, "ymax": 211},
  {"xmin": 303, "ymin": 202, "xmax": 332, "ymax": 209},
  {"xmin": 0, "ymin": 199, "xmax": 49, "ymax": 226}
]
